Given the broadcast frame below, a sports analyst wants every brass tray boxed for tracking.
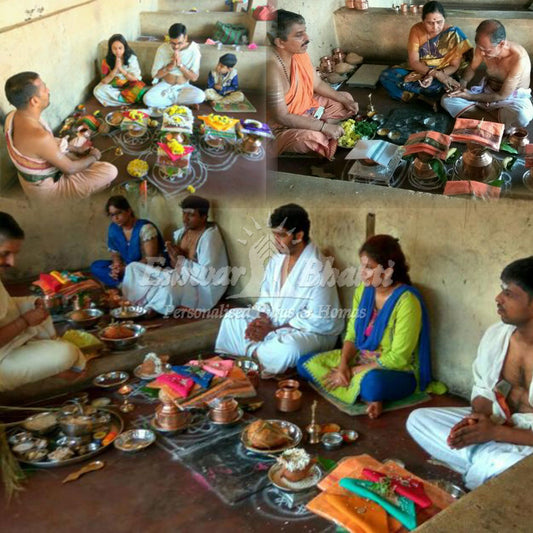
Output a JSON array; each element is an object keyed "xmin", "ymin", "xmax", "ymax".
[
  {"xmin": 14, "ymin": 409, "xmax": 123, "ymax": 468},
  {"xmin": 241, "ymin": 419, "xmax": 302, "ymax": 454}
]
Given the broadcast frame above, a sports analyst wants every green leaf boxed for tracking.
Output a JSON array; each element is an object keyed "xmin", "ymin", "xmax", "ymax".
[
  {"xmin": 429, "ymin": 158, "xmax": 447, "ymax": 184},
  {"xmin": 316, "ymin": 455, "xmax": 338, "ymax": 472},
  {"xmin": 487, "ymin": 179, "xmax": 505, "ymax": 187},
  {"xmin": 500, "ymin": 142, "xmax": 518, "ymax": 154}
]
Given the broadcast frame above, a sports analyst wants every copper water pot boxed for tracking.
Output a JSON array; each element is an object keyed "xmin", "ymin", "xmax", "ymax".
[
  {"xmin": 332, "ymin": 48, "xmax": 346, "ymax": 64},
  {"xmin": 462, "ymin": 143, "xmax": 494, "ymax": 181},
  {"xmin": 354, "ymin": 0, "xmax": 369, "ymax": 10},
  {"xmin": 275, "ymin": 379, "xmax": 302, "ymax": 412},
  {"xmin": 508, "ymin": 127, "xmax": 529, "ymax": 154},
  {"xmin": 319, "ymin": 56, "xmax": 335, "ymax": 73},
  {"xmin": 209, "ymin": 396, "xmax": 239, "ymax": 423}
]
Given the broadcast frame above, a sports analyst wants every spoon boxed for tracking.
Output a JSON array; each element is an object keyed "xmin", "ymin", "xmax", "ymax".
[{"xmin": 62, "ymin": 460, "xmax": 105, "ymax": 483}]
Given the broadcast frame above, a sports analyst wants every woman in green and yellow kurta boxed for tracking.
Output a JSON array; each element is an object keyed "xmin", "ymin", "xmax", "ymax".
[{"xmin": 297, "ymin": 235, "xmax": 432, "ymax": 419}]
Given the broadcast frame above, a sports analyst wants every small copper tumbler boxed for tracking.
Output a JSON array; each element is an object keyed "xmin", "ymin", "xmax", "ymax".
[
  {"xmin": 275, "ymin": 379, "xmax": 302, "ymax": 412},
  {"xmin": 209, "ymin": 396, "xmax": 239, "ymax": 423}
]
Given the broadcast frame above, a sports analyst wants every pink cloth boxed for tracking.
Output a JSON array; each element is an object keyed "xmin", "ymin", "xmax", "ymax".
[
  {"xmin": 154, "ymin": 373, "xmax": 195, "ymax": 397},
  {"xmin": 189, "ymin": 358, "xmax": 234, "ymax": 378}
]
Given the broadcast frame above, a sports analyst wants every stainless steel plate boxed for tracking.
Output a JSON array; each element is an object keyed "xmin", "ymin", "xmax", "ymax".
[
  {"xmin": 92, "ymin": 371, "xmax": 129, "ymax": 388},
  {"xmin": 114, "ymin": 429, "xmax": 156, "ymax": 452}
]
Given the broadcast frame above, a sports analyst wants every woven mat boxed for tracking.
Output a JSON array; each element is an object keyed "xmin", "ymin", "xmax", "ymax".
[
  {"xmin": 210, "ymin": 95, "xmax": 257, "ymax": 113},
  {"xmin": 310, "ymin": 382, "xmax": 431, "ymax": 415}
]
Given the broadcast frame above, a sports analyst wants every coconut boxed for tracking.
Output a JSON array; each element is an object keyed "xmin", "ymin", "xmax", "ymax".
[
  {"xmin": 345, "ymin": 52, "xmax": 364, "ymax": 65},
  {"xmin": 326, "ymin": 72, "xmax": 346, "ymax": 84},
  {"xmin": 334, "ymin": 62, "xmax": 354, "ymax": 74}
]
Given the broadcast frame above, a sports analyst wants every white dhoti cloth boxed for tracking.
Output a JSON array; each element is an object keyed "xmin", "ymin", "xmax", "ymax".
[
  {"xmin": 143, "ymin": 81, "xmax": 205, "ymax": 107},
  {"xmin": 408, "ymin": 322, "xmax": 533, "ymax": 490},
  {"xmin": 407, "ymin": 406, "xmax": 533, "ymax": 490},
  {"xmin": 122, "ymin": 224, "xmax": 229, "ymax": 314},
  {"xmin": 0, "ymin": 280, "xmax": 85, "ymax": 392},
  {"xmin": 143, "ymin": 41, "xmax": 204, "ymax": 107},
  {"xmin": 441, "ymin": 83, "xmax": 533, "ymax": 129},
  {"xmin": 215, "ymin": 242, "xmax": 344, "ymax": 374}
]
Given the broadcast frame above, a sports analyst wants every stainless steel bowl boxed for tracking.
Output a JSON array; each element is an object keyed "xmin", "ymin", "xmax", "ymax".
[
  {"xmin": 97, "ymin": 324, "xmax": 146, "ymax": 350},
  {"xmin": 110, "ymin": 305, "xmax": 147, "ymax": 320},
  {"xmin": 321, "ymin": 432, "xmax": 343, "ymax": 450},
  {"xmin": 65, "ymin": 308, "xmax": 104, "ymax": 329}
]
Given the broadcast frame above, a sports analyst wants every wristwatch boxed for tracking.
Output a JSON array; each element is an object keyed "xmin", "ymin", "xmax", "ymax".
[{"xmin": 177, "ymin": 63, "xmax": 184, "ymax": 69}]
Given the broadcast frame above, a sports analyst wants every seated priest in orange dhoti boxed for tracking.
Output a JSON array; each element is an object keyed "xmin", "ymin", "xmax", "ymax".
[{"xmin": 267, "ymin": 9, "xmax": 359, "ymax": 160}]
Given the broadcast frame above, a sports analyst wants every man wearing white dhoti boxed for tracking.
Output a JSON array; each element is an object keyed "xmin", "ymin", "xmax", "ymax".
[
  {"xmin": 442, "ymin": 20, "xmax": 533, "ymax": 130},
  {"xmin": 122, "ymin": 196, "xmax": 229, "ymax": 315},
  {"xmin": 0, "ymin": 213, "xmax": 85, "ymax": 392},
  {"xmin": 215, "ymin": 204, "xmax": 344, "ymax": 375},
  {"xmin": 143, "ymin": 23, "xmax": 205, "ymax": 108},
  {"xmin": 408, "ymin": 256, "xmax": 533, "ymax": 490}
]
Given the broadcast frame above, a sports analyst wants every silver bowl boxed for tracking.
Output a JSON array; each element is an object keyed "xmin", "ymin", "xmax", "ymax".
[
  {"xmin": 97, "ymin": 324, "xmax": 146, "ymax": 350},
  {"xmin": 110, "ymin": 305, "xmax": 147, "ymax": 320},
  {"xmin": 114, "ymin": 429, "xmax": 156, "ymax": 452},
  {"xmin": 65, "ymin": 308, "xmax": 104, "ymax": 329}
]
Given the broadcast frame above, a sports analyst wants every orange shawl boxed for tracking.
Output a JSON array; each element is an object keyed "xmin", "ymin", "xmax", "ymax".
[{"xmin": 285, "ymin": 53, "xmax": 318, "ymax": 115}]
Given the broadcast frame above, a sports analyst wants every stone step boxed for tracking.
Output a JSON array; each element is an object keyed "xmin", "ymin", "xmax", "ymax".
[
  {"xmin": 158, "ymin": 0, "xmax": 233, "ymax": 11},
  {"xmin": 141, "ymin": 10, "xmax": 251, "ymax": 41},
  {"xmin": 97, "ymin": 40, "xmax": 267, "ymax": 91}
]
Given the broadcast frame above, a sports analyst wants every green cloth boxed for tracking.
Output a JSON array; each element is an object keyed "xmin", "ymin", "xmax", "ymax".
[{"xmin": 303, "ymin": 283, "xmax": 423, "ymax": 404}]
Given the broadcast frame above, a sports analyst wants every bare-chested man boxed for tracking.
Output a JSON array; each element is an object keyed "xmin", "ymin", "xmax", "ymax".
[
  {"xmin": 267, "ymin": 9, "xmax": 359, "ymax": 159},
  {"xmin": 4, "ymin": 72, "xmax": 117, "ymax": 202},
  {"xmin": 407, "ymin": 256, "xmax": 533, "ymax": 490},
  {"xmin": 442, "ymin": 19, "xmax": 533, "ymax": 131}
]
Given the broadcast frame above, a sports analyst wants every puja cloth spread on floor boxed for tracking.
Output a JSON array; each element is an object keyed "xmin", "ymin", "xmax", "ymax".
[
  {"xmin": 307, "ymin": 454, "xmax": 455, "ymax": 532},
  {"xmin": 210, "ymin": 95, "xmax": 257, "ymax": 113}
]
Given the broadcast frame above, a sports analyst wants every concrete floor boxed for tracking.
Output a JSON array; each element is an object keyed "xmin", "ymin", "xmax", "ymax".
[{"xmin": 1, "ymin": 376, "xmax": 467, "ymax": 532}]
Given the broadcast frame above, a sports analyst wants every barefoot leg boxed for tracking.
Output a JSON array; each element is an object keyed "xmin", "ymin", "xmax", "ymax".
[{"xmin": 366, "ymin": 401, "xmax": 383, "ymax": 419}]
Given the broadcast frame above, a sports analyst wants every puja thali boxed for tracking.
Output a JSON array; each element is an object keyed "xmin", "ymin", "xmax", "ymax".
[
  {"xmin": 241, "ymin": 419, "xmax": 302, "ymax": 454},
  {"xmin": 9, "ymin": 409, "xmax": 123, "ymax": 468}
]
